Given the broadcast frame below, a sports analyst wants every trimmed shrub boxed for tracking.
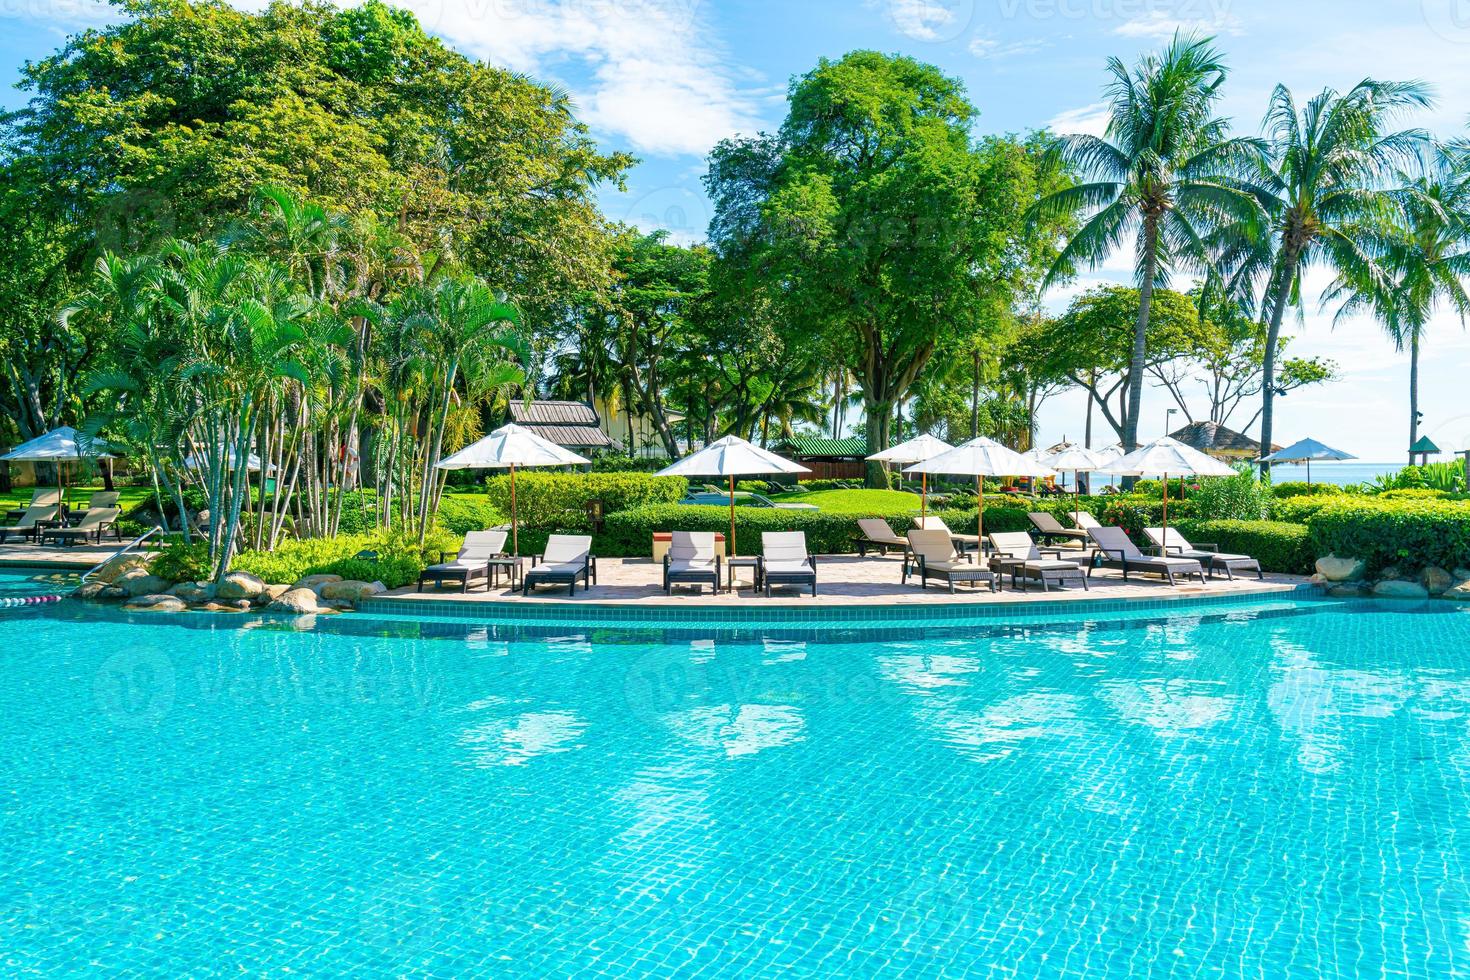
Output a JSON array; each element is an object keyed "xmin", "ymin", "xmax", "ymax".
[
  {"xmin": 307, "ymin": 555, "xmax": 422, "ymax": 590},
  {"xmin": 1271, "ymin": 496, "xmax": 1338, "ymax": 524},
  {"xmin": 735, "ymin": 480, "xmax": 772, "ymax": 494},
  {"xmin": 232, "ymin": 529, "xmax": 460, "ymax": 586},
  {"xmin": 437, "ymin": 495, "xmax": 504, "ymax": 535},
  {"xmin": 1307, "ymin": 499, "xmax": 1470, "ymax": 575},
  {"xmin": 483, "ymin": 472, "xmax": 687, "ymax": 527},
  {"xmin": 1377, "ymin": 488, "xmax": 1452, "ymax": 501},
  {"xmin": 1173, "ymin": 519, "xmax": 1314, "ymax": 575},
  {"xmin": 1271, "ymin": 481, "xmax": 1345, "ymax": 499},
  {"xmin": 1099, "ymin": 495, "xmax": 1197, "ymax": 542}
]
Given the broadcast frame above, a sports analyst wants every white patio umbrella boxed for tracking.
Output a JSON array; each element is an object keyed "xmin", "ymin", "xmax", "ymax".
[
  {"xmin": 1100, "ymin": 436, "xmax": 1236, "ymax": 538},
  {"xmin": 436, "ymin": 423, "xmax": 590, "ymax": 555},
  {"xmin": 0, "ymin": 426, "xmax": 116, "ymax": 509},
  {"xmin": 181, "ymin": 449, "xmax": 273, "ymax": 474},
  {"xmin": 656, "ymin": 435, "xmax": 810, "ymax": 555},
  {"xmin": 1257, "ymin": 438, "xmax": 1356, "ymax": 487},
  {"xmin": 868, "ymin": 433, "xmax": 953, "ymax": 519},
  {"xmin": 1045, "ymin": 444, "xmax": 1110, "ymax": 524},
  {"xmin": 905, "ymin": 437, "xmax": 1056, "ymax": 547}
]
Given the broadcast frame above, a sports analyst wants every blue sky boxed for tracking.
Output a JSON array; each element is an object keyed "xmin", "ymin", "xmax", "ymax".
[{"xmin": 7, "ymin": 0, "xmax": 1470, "ymax": 461}]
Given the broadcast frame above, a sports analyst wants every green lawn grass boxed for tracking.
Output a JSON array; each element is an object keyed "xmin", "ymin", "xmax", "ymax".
[
  {"xmin": 0, "ymin": 483, "xmax": 153, "ymax": 513},
  {"xmin": 771, "ymin": 488, "xmax": 921, "ymax": 514}
]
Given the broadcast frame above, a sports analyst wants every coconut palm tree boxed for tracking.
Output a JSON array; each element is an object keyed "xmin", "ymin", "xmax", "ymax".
[
  {"xmin": 1032, "ymin": 33, "xmax": 1267, "ymax": 451},
  {"xmin": 1250, "ymin": 80, "xmax": 1431, "ymax": 472},
  {"xmin": 1326, "ymin": 143, "xmax": 1470, "ymax": 461}
]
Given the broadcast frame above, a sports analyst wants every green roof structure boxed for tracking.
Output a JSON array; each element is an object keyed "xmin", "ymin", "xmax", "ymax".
[
  {"xmin": 1410, "ymin": 436, "xmax": 1442, "ymax": 455},
  {"xmin": 776, "ymin": 435, "xmax": 868, "ymax": 458}
]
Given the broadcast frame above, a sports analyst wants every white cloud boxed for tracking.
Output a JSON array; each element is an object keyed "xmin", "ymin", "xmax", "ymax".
[
  {"xmin": 969, "ymin": 33, "xmax": 1048, "ymax": 59},
  {"xmin": 868, "ymin": 0, "xmax": 968, "ymax": 42},
  {"xmin": 1112, "ymin": 10, "xmax": 1244, "ymax": 41},
  {"xmin": 401, "ymin": 0, "xmax": 762, "ymax": 157},
  {"xmin": 1046, "ymin": 102, "xmax": 1111, "ymax": 137}
]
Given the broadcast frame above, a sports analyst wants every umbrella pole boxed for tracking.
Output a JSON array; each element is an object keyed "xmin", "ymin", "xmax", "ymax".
[
  {"xmin": 1162, "ymin": 472, "xmax": 1169, "ymax": 541},
  {"xmin": 1074, "ymin": 471, "xmax": 1081, "ymax": 526},
  {"xmin": 729, "ymin": 475, "xmax": 737, "ymax": 557},
  {"xmin": 977, "ymin": 476, "xmax": 984, "ymax": 554},
  {"xmin": 921, "ymin": 472, "xmax": 927, "ymax": 521},
  {"xmin": 510, "ymin": 463, "xmax": 518, "ymax": 556}
]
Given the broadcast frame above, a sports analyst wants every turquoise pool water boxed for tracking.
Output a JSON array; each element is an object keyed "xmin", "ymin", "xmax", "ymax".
[
  {"xmin": 0, "ymin": 567, "xmax": 78, "ymax": 598},
  {"xmin": 3, "ymin": 596, "xmax": 1470, "ymax": 976}
]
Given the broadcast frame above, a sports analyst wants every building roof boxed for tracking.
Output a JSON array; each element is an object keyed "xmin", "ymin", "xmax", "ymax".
[
  {"xmin": 777, "ymin": 435, "xmax": 868, "ymax": 459},
  {"xmin": 1168, "ymin": 422, "xmax": 1279, "ymax": 459},
  {"xmin": 506, "ymin": 400, "xmax": 615, "ymax": 449},
  {"xmin": 509, "ymin": 400, "xmax": 600, "ymax": 426}
]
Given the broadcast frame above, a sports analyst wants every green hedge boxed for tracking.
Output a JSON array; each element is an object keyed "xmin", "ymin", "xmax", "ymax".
[
  {"xmin": 232, "ymin": 529, "xmax": 461, "ymax": 587},
  {"xmin": 1173, "ymin": 519, "xmax": 1314, "ymax": 575},
  {"xmin": 483, "ymin": 472, "xmax": 687, "ymax": 527},
  {"xmin": 436, "ymin": 494, "xmax": 505, "ymax": 535},
  {"xmin": 1307, "ymin": 500, "xmax": 1470, "ymax": 575},
  {"xmin": 1271, "ymin": 495, "xmax": 1338, "ymax": 524},
  {"xmin": 1271, "ymin": 481, "xmax": 1346, "ymax": 499}
]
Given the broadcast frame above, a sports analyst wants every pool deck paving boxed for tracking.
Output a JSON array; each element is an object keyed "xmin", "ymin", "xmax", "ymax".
[
  {"xmin": 0, "ymin": 540, "xmax": 156, "ymax": 569},
  {"xmin": 383, "ymin": 554, "xmax": 1307, "ymax": 609}
]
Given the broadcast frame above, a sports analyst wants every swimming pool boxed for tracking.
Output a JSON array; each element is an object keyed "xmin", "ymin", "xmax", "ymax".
[
  {"xmin": 0, "ymin": 567, "xmax": 78, "ymax": 599},
  {"xmin": 3, "ymin": 595, "xmax": 1468, "ymax": 976}
]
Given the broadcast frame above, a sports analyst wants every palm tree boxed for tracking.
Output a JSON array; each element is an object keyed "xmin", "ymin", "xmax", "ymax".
[
  {"xmin": 1251, "ymin": 80, "xmax": 1431, "ymax": 472},
  {"xmin": 1326, "ymin": 143, "xmax": 1470, "ymax": 461},
  {"xmin": 1033, "ymin": 33, "xmax": 1266, "ymax": 451}
]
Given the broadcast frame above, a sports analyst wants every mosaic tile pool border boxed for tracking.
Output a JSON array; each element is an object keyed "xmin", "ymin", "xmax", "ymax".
[{"xmin": 361, "ymin": 583, "xmax": 1323, "ymax": 626}]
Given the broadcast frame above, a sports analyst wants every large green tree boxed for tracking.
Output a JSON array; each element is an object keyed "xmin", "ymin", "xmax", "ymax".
[
  {"xmin": 706, "ymin": 51, "xmax": 1065, "ymax": 484},
  {"xmin": 1032, "ymin": 33, "xmax": 1266, "ymax": 452},
  {"xmin": 1249, "ymin": 80, "xmax": 1430, "ymax": 471},
  {"xmin": 1326, "ymin": 145, "xmax": 1470, "ymax": 461}
]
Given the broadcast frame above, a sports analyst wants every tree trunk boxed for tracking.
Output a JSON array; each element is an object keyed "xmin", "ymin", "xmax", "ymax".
[
  {"xmin": 970, "ymin": 349, "xmax": 981, "ymax": 440},
  {"xmin": 1259, "ymin": 251, "xmax": 1299, "ymax": 478},
  {"xmin": 1123, "ymin": 218, "xmax": 1159, "ymax": 453},
  {"xmin": 864, "ymin": 396, "xmax": 893, "ymax": 487},
  {"xmin": 1408, "ymin": 331, "xmax": 1421, "ymax": 464}
]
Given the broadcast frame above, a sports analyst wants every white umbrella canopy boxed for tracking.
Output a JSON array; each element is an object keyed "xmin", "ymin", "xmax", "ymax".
[
  {"xmin": 436, "ymin": 424, "xmax": 591, "ymax": 555},
  {"xmin": 656, "ymin": 436, "xmax": 810, "ymax": 555},
  {"xmin": 1, "ymin": 426, "xmax": 116, "ymax": 508},
  {"xmin": 1100, "ymin": 436, "xmax": 1237, "ymax": 536},
  {"xmin": 867, "ymin": 434, "xmax": 954, "ymax": 518},
  {"xmin": 181, "ymin": 449, "xmax": 273, "ymax": 474},
  {"xmin": 1100, "ymin": 437, "xmax": 1238, "ymax": 479},
  {"xmin": 0, "ymin": 426, "xmax": 115, "ymax": 462},
  {"xmin": 867, "ymin": 434, "xmax": 954, "ymax": 464},
  {"xmin": 1045, "ymin": 445, "xmax": 1110, "ymax": 523},
  {"xmin": 1258, "ymin": 438, "xmax": 1356, "ymax": 487},
  {"xmin": 905, "ymin": 438, "xmax": 1056, "ymax": 546}
]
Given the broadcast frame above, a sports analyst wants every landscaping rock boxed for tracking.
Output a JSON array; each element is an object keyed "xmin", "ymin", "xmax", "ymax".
[
  {"xmin": 319, "ymin": 580, "xmax": 384, "ymax": 603},
  {"xmin": 72, "ymin": 581, "xmax": 108, "ymax": 601},
  {"xmin": 1422, "ymin": 566, "xmax": 1454, "ymax": 595},
  {"xmin": 216, "ymin": 571, "xmax": 268, "ymax": 601},
  {"xmin": 264, "ymin": 583, "xmax": 291, "ymax": 601},
  {"xmin": 231, "ymin": 599, "xmax": 253, "ymax": 611},
  {"xmin": 99, "ymin": 586, "xmax": 128, "ymax": 601},
  {"xmin": 296, "ymin": 574, "xmax": 344, "ymax": 593},
  {"xmin": 1373, "ymin": 579, "xmax": 1429, "ymax": 600},
  {"xmin": 1315, "ymin": 556, "xmax": 1365, "ymax": 583},
  {"xmin": 124, "ymin": 594, "xmax": 188, "ymax": 613},
  {"xmin": 1328, "ymin": 584, "xmax": 1367, "ymax": 599},
  {"xmin": 167, "ymin": 581, "xmax": 215, "ymax": 604},
  {"xmin": 90, "ymin": 555, "xmax": 149, "ymax": 584},
  {"xmin": 115, "ymin": 569, "xmax": 170, "ymax": 598},
  {"xmin": 269, "ymin": 588, "xmax": 319, "ymax": 614},
  {"xmin": 1445, "ymin": 583, "xmax": 1470, "ymax": 602},
  {"xmin": 197, "ymin": 601, "xmax": 249, "ymax": 613}
]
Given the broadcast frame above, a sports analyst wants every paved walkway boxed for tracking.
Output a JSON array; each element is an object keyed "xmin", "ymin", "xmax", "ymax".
[
  {"xmin": 0, "ymin": 540, "xmax": 152, "ymax": 569},
  {"xmin": 386, "ymin": 554, "xmax": 1305, "ymax": 608}
]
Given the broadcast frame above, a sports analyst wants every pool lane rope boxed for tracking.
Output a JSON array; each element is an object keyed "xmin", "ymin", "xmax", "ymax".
[{"xmin": 0, "ymin": 594, "xmax": 63, "ymax": 607}]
